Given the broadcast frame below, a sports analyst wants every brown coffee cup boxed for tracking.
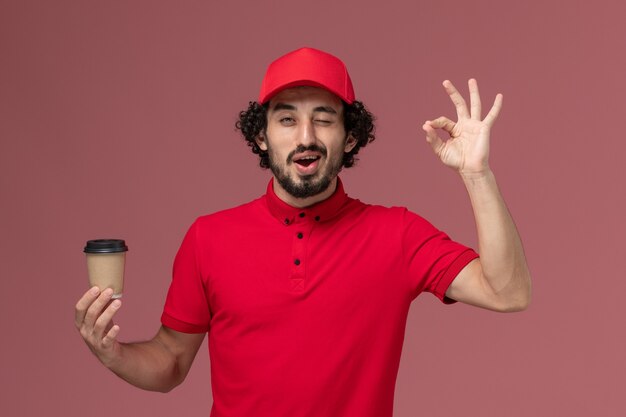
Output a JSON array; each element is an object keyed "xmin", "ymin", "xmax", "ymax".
[{"xmin": 84, "ymin": 239, "xmax": 128, "ymax": 299}]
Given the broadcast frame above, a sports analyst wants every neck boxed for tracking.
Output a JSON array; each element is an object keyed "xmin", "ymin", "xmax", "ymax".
[{"xmin": 272, "ymin": 177, "xmax": 338, "ymax": 208}]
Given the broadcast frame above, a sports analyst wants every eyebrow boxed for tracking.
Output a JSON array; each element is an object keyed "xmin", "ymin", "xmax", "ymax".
[
  {"xmin": 271, "ymin": 103, "xmax": 338, "ymax": 115},
  {"xmin": 313, "ymin": 106, "xmax": 338, "ymax": 115}
]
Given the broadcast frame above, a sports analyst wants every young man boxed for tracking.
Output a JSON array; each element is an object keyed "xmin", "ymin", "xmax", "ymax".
[{"xmin": 75, "ymin": 47, "xmax": 531, "ymax": 417}]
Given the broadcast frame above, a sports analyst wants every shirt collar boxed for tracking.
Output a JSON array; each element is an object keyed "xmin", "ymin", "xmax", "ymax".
[{"xmin": 264, "ymin": 177, "xmax": 349, "ymax": 225}]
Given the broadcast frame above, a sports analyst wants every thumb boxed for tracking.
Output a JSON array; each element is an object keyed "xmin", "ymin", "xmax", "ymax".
[
  {"xmin": 101, "ymin": 324, "xmax": 121, "ymax": 349},
  {"xmin": 422, "ymin": 122, "xmax": 444, "ymax": 155}
]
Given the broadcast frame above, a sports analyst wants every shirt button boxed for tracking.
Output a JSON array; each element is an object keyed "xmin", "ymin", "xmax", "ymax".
[
  {"xmin": 284, "ymin": 218, "xmax": 290, "ymax": 225},
  {"xmin": 294, "ymin": 259, "xmax": 301, "ymax": 265},
  {"xmin": 297, "ymin": 232, "xmax": 303, "ymax": 239},
  {"xmin": 299, "ymin": 212, "xmax": 305, "ymax": 218},
  {"xmin": 315, "ymin": 216, "xmax": 321, "ymax": 222}
]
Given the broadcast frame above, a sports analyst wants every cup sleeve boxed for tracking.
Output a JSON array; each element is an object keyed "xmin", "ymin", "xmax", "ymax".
[
  {"xmin": 161, "ymin": 220, "xmax": 211, "ymax": 333},
  {"xmin": 401, "ymin": 209, "xmax": 479, "ymax": 304}
]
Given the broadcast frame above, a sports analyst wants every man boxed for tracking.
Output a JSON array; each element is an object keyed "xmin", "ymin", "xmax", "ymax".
[{"xmin": 75, "ymin": 47, "xmax": 531, "ymax": 416}]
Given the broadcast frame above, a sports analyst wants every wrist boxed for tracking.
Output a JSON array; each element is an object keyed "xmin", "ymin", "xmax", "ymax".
[
  {"xmin": 100, "ymin": 343, "xmax": 124, "ymax": 371},
  {"xmin": 459, "ymin": 167, "xmax": 494, "ymax": 182}
]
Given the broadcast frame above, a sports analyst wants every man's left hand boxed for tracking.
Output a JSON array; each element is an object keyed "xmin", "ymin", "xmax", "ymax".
[{"xmin": 422, "ymin": 79, "xmax": 502, "ymax": 178}]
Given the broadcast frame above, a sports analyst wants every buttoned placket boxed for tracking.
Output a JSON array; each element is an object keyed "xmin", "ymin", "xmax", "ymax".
[{"xmin": 286, "ymin": 211, "xmax": 321, "ymax": 292}]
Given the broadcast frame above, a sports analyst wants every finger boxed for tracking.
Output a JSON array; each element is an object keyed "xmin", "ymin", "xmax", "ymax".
[
  {"xmin": 83, "ymin": 288, "xmax": 114, "ymax": 329},
  {"xmin": 469, "ymin": 79, "xmax": 482, "ymax": 120},
  {"xmin": 427, "ymin": 117, "xmax": 456, "ymax": 136},
  {"xmin": 422, "ymin": 123, "xmax": 445, "ymax": 155},
  {"xmin": 443, "ymin": 80, "xmax": 470, "ymax": 119},
  {"xmin": 483, "ymin": 93, "xmax": 503, "ymax": 125},
  {"xmin": 102, "ymin": 324, "xmax": 120, "ymax": 349},
  {"xmin": 93, "ymin": 299, "xmax": 122, "ymax": 339},
  {"xmin": 75, "ymin": 286, "xmax": 101, "ymax": 329}
]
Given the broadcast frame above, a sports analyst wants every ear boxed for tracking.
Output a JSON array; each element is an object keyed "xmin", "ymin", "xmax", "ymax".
[
  {"xmin": 255, "ymin": 133, "xmax": 268, "ymax": 151},
  {"xmin": 344, "ymin": 134, "xmax": 357, "ymax": 153}
]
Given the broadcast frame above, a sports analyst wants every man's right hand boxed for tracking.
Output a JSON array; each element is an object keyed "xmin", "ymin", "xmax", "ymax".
[
  {"xmin": 75, "ymin": 286, "xmax": 123, "ymax": 368},
  {"xmin": 74, "ymin": 286, "xmax": 205, "ymax": 392}
]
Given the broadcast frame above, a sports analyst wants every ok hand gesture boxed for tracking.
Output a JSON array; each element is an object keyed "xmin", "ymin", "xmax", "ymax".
[{"xmin": 422, "ymin": 79, "xmax": 502, "ymax": 178}]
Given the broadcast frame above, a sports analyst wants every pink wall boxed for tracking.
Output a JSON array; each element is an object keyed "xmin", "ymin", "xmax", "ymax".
[{"xmin": 2, "ymin": 1, "xmax": 625, "ymax": 415}]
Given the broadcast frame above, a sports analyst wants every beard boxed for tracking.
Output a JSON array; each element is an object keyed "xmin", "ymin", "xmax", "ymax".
[{"xmin": 267, "ymin": 142, "xmax": 344, "ymax": 199}]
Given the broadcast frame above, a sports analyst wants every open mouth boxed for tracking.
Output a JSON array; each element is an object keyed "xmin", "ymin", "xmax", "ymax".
[{"xmin": 294, "ymin": 155, "xmax": 321, "ymax": 167}]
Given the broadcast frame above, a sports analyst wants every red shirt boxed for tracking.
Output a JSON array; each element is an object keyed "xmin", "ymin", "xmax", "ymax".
[{"xmin": 161, "ymin": 178, "xmax": 478, "ymax": 417}]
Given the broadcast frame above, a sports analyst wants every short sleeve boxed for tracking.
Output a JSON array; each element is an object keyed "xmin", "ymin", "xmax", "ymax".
[
  {"xmin": 402, "ymin": 209, "xmax": 479, "ymax": 304},
  {"xmin": 161, "ymin": 220, "xmax": 211, "ymax": 333}
]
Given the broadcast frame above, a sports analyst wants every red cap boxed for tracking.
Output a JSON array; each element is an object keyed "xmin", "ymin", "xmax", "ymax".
[{"xmin": 258, "ymin": 47, "xmax": 355, "ymax": 104}]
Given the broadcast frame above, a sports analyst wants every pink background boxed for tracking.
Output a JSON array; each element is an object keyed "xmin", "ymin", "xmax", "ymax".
[{"xmin": 2, "ymin": 1, "xmax": 625, "ymax": 416}]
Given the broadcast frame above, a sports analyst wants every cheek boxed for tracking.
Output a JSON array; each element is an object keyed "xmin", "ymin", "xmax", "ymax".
[
  {"xmin": 327, "ymin": 133, "xmax": 350, "ymax": 155},
  {"xmin": 266, "ymin": 141, "xmax": 290, "ymax": 165},
  {"xmin": 266, "ymin": 126, "xmax": 293, "ymax": 147},
  {"xmin": 266, "ymin": 126, "xmax": 291, "ymax": 148}
]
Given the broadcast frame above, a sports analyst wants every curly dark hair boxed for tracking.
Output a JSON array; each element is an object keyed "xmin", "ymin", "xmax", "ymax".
[{"xmin": 235, "ymin": 100, "xmax": 376, "ymax": 169}]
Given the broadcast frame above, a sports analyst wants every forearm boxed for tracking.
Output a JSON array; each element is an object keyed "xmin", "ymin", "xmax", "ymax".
[
  {"xmin": 105, "ymin": 337, "xmax": 182, "ymax": 393},
  {"xmin": 462, "ymin": 169, "xmax": 531, "ymax": 308}
]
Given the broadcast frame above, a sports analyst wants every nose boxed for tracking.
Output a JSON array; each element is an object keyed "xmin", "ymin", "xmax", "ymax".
[{"xmin": 296, "ymin": 119, "xmax": 316, "ymax": 147}]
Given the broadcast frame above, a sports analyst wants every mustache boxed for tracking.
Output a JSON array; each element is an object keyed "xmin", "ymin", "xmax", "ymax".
[{"xmin": 287, "ymin": 145, "xmax": 327, "ymax": 164}]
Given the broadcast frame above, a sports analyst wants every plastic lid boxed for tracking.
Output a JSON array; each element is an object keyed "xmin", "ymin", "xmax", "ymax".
[{"xmin": 84, "ymin": 239, "xmax": 128, "ymax": 253}]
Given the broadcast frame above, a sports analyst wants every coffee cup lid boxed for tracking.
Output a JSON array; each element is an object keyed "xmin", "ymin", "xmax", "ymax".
[{"xmin": 84, "ymin": 239, "xmax": 128, "ymax": 253}]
